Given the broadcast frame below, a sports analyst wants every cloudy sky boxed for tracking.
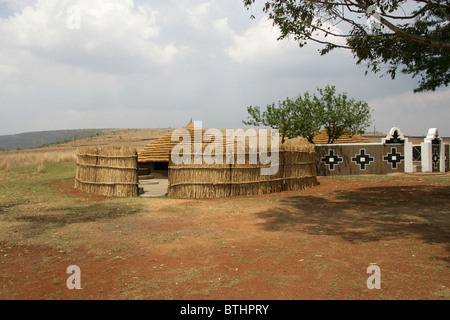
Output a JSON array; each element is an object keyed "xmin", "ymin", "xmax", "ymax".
[{"xmin": 0, "ymin": 0, "xmax": 448, "ymax": 137}]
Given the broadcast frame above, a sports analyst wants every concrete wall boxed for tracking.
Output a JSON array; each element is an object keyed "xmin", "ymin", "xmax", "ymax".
[
  {"xmin": 315, "ymin": 127, "xmax": 448, "ymax": 176},
  {"xmin": 315, "ymin": 143, "xmax": 406, "ymax": 176}
]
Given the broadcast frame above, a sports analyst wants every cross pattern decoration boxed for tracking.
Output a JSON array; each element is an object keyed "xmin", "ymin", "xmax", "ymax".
[
  {"xmin": 351, "ymin": 149, "xmax": 374, "ymax": 170},
  {"xmin": 432, "ymin": 149, "xmax": 440, "ymax": 169},
  {"xmin": 383, "ymin": 147, "xmax": 405, "ymax": 169},
  {"xmin": 321, "ymin": 149, "xmax": 343, "ymax": 170}
]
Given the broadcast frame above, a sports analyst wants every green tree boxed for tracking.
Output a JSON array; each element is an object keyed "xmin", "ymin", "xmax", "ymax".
[
  {"xmin": 243, "ymin": 86, "xmax": 372, "ymax": 144},
  {"xmin": 243, "ymin": 100, "xmax": 296, "ymax": 143},
  {"xmin": 289, "ymin": 92, "xmax": 324, "ymax": 143},
  {"xmin": 317, "ymin": 86, "xmax": 372, "ymax": 143},
  {"xmin": 243, "ymin": 0, "xmax": 450, "ymax": 92}
]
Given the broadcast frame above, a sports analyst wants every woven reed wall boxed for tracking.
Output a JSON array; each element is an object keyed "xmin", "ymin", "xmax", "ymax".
[
  {"xmin": 75, "ymin": 146, "xmax": 139, "ymax": 197},
  {"xmin": 168, "ymin": 150, "xmax": 317, "ymax": 199},
  {"xmin": 283, "ymin": 150, "xmax": 318, "ymax": 191}
]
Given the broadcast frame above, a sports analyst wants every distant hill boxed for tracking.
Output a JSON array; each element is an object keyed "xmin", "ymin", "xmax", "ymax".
[
  {"xmin": 0, "ymin": 129, "xmax": 103, "ymax": 151},
  {"xmin": 1, "ymin": 128, "xmax": 448, "ymax": 152}
]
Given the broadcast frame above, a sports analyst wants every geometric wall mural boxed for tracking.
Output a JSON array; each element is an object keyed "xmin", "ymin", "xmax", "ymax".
[
  {"xmin": 432, "ymin": 148, "xmax": 440, "ymax": 169},
  {"xmin": 320, "ymin": 150, "xmax": 343, "ymax": 170},
  {"xmin": 315, "ymin": 144, "xmax": 407, "ymax": 176},
  {"xmin": 383, "ymin": 147, "xmax": 405, "ymax": 169},
  {"xmin": 315, "ymin": 127, "xmax": 448, "ymax": 176},
  {"xmin": 351, "ymin": 149, "xmax": 375, "ymax": 170}
]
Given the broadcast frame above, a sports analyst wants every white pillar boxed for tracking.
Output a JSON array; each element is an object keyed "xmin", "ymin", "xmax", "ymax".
[
  {"xmin": 422, "ymin": 128, "xmax": 443, "ymax": 173},
  {"xmin": 404, "ymin": 141, "xmax": 413, "ymax": 173},
  {"xmin": 440, "ymin": 143, "xmax": 446, "ymax": 172},
  {"xmin": 421, "ymin": 141, "xmax": 432, "ymax": 172}
]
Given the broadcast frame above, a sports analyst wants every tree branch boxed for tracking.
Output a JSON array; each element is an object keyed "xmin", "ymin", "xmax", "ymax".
[{"xmin": 379, "ymin": 16, "xmax": 450, "ymax": 50}]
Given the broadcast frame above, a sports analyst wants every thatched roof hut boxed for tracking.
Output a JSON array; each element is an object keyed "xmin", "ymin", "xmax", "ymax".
[
  {"xmin": 136, "ymin": 120, "xmax": 318, "ymax": 198},
  {"xmin": 312, "ymin": 129, "xmax": 370, "ymax": 144},
  {"xmin": 137, "ymin": 120, "xmax": 204, "ymax": 163},
  {"xmin": 138, "ymin": 120, "xmax": 316, "ymax": 164}
]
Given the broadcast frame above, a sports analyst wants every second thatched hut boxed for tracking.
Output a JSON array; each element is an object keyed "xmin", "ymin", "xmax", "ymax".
[{"xmin": 137, "ymin": 120, "xmax": 318, "ymax": 199}]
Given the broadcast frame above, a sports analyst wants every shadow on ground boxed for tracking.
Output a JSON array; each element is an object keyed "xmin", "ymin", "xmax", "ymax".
[
  {"xmin": 14, "ymin": 203, "xmax": 138, "ymax": 238},
  {"xmin": 254, "ymin": 185, "xmax": 450, "ymax": 250}
]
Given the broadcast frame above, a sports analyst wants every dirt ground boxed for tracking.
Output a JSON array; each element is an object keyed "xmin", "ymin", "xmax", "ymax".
[{"xmin": 1, "ymin": 174, "xmax": 449, "ymax": 300}]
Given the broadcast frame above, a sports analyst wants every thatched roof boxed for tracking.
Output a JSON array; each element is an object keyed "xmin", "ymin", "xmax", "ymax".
[
  {"xmin": 138, "ymin": 120, "xmax": 204, "ymax": 162},
  {"xmin": 138, "ymin": 120, "xmax": 315, "ymax": 163},
  {"xmin": 138, "ymin": 120, "xmax": 238, "ymax": 162},
  {"xmin": 312, "ymin": 129, "xmax": 370, "ymax": 144}
]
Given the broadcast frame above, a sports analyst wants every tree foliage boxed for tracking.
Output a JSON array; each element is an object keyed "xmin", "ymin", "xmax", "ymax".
[
  {"xmin": 243, "ymin": 100, "xmax": 297, "ymax": 143},
  {"xmin": 317, "ymin": 86, "xmax": 372, "ymax": 143},
  {"xmin": 289, "ymin": 92, "xmax": 324, "ymax": 143},
  {"xmin": 243, "ymin": 0, "xmax": 450, "ymax": 92},
  {"xmin": 243, "ymin": 85, "xmax": 372, "ymax": 143}
]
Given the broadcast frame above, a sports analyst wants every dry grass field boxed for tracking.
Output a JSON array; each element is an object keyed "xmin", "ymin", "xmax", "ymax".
[
  {"xmin": 0, "ymin": 128, "xmax": 170, "ymax": 171},
  {"xmin": 0, "ymin": 128, "xmax": 449, "ymax": 301}
]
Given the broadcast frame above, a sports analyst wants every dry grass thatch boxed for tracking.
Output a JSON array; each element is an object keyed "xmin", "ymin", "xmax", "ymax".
[
  {"xmin": 135, "ymin": 119, "xmax": 317, "ymax": 198},
  {"xmin": 168, "ymin": 149, "xmax": 317, "ymax": 199},
  {"xmin": 138, "ymin": 120, "xmax": 315, "ymax": 163},
  {"xmin": 75, "ymin": 146, "xmax": 138, "ymax": 197},
  {"xmin": 138, "ymin": 121, "xmax": 317, "ymax": 198},
  {"xmin": 313, "ymin": 129, "xmax": 371, "ymax": 144},
  {"xmin": 138, "ymin": 120, "xmax": 203, "ymax": 163}
]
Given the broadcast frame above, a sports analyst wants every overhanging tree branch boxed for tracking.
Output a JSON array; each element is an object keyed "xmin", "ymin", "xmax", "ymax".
[
  {"xmin": 379, "ymin": 16, "xmax": 450, "ymax": 50},
  {"xmin": 243, "ymin": 0, "xmax": 450, "ymax": 92}
]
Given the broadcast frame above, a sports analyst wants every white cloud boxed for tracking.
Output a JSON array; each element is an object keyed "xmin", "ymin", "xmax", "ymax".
[
  {"xmin": 0, "ymin": 0, "xmax": 183, "ymax": 75},
  {"xmin": 0, "ymin": 0, "xmax": 446, "ymax": 137},
  {"xmin": 226, "ymin": 16, "xmax": 347, "ymax": 66},
  {"xmin": 2, "ymin": 0, "xmax": 36, "ymax": 12},
  {"xmin": 226, "ymin": 18, "xmax": 285, "ymax": 64},
  {"xmin": 213, "ymin": 17, "xmax": 234, "ymax": 37},
  {"xmin": 369, "ymin": 88, "xmax": 450, "ymax": 136},
  {"xmin": 185, "ymin": 1, "xmax": 212, "ymax": 29}
]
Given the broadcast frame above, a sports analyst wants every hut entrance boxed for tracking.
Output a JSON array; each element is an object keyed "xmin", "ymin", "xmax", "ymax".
[
  {"xmin": 138, "ymin": 161, "xmax": 168, "ymax": 176},
  {"xmin": 154, "ymin": 161, "xmax": 169, "ymax": 173},
  {"xmin": 137, "ymin": 120, "xmax": 205, "ymax": 197},
  {"xmin": 137, "ymin": 161, "xmax": 169, "ymax": 197}
]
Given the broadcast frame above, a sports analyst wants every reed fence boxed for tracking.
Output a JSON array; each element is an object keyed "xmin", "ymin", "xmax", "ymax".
[
  {"xmin": 75, "ymin": 146, "xmax": 139, "ymax": 197},
  {"xmin": 168, "ymin": 147, "xmax": 317, "ymax": 199}
]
